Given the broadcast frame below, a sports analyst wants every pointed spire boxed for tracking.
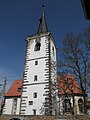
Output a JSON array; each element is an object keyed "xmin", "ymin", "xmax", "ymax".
[{"xmin": 37, "ymin": 0, "xmax": 48, "ymax": 34}]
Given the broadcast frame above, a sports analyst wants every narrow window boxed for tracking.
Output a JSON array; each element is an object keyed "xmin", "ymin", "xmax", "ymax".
[
  {"xmin": 33, "ymin": 109, "xmax": 36, "ymax": 115},
  {"xmin": 52, "ymin": 47, "xmax": 54, "ymax": 55},
  {"xmin": 34, "ymin": 75, "xmax": 37, "ymax": 81},
  {"xmin": 33, "ymin": 92, "xmax": 37, "ymax": 98},
  {"xmin": 12, "ymin": 98, "xmax": 17, "ymax": 114},
  {"xmin": 34, "ymin": 42, "xmax": 41, "ymax": 51},
  {"xmin": 78, "ymin": 99, "xmax": 84, "ymax": 113},
  {"xmin": 64, "ymin": 99, "xmax": 71, "ymax": 113},
  {"xmin": 29, "ymin": 101, "xmax": 33, "ymax": 105},
  {"xmin": 35, "ymin": 60, "xmax": 38, "ymax": 65}
]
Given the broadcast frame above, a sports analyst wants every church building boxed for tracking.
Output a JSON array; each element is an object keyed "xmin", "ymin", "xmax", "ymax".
[{"xmin": 2, "ymin": 2, "xmax": 84, "ymax": 116}]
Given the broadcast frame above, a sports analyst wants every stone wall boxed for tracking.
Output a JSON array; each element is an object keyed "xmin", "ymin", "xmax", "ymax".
[
  {"xmin": 0, "ymin": 115, "xmax": 55, "ymax": 120},
  {"xmin": 0, "ymin": 115, "xmax": 90, "ymax": 120}
]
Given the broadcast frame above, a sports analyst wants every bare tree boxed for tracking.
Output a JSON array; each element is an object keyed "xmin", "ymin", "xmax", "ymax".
[
  {"xmin": 58, "ymin": 32, "xmax": 89, "ymax": 114},
  {"xmin": 82, "ymin": 26, "xmax": 90, "ymax": 103},
  {"xmin": 82, "ymin": 26, "xmax": 90, "ymax": 51}
]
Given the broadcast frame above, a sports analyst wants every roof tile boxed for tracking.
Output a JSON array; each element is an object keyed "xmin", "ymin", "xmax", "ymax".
[{"xmin": 5, "ymin": 80, "xmax": 22, "ymax": 97}]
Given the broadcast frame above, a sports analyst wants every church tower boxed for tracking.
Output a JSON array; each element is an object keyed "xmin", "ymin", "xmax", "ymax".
[{"xmin": 20, "ymin": 3, "xmax": 57, "ymax": 115}]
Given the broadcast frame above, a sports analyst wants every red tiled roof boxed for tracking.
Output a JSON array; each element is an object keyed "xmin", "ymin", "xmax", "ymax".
[
  {"xmin": 5, "ymin": 80, "xmax": 22, "ymax": 97},
  {"xmin": 58, "ymin": 74, "xmax": 82, "ymax": 95}
]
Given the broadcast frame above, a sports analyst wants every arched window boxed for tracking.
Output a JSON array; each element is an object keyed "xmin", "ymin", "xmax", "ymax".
[
  {"xmin": 34, "ymin": 42, "xmax": 41, "ymax": 51},
  {"xmin": 78, "ymin": 98, "xmax": 84, "ymax": 113},
  {"xmin": 64, "ymin": 99, "xmax": 71, "ymax": 113}
]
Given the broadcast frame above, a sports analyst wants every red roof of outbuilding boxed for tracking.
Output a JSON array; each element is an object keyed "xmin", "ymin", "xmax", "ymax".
[
  {"xmin": 58, "ymin": 74, "xmax": 82, "ymax": 95},
  {"xmin": 5, "ymin": 80, "xmax": 22, "ymax": 97}
]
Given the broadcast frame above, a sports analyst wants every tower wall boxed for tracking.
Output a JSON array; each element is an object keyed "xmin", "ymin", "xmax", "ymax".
[{"xmin": 21, "ymin": 32, "xmax": 57, "ymax": 115}]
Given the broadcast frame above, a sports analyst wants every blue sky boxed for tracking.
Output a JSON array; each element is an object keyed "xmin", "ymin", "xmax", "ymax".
[{"xmin": 0, "ymin": 0, "xmax": 90, "ymax": 90}]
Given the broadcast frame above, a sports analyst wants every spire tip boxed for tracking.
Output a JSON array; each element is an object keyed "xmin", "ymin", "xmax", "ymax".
[
  {"xmin": 37, "ymin": 0, "xmax": 48, "ymax": 34},
  {"xmin": 42, "ymin": 0, "xmax": 44, "ymax": 8}
]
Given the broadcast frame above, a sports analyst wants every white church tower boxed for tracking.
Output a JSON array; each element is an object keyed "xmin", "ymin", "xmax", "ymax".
[{"xmin": 20, "ymin": 3, "xmax": 57, "ymax": 115}]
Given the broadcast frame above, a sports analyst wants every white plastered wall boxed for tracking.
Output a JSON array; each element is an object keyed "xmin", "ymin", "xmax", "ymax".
[{"xmin": 3, "ymin": 98, "xmax": 13, "ymax": 114}]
